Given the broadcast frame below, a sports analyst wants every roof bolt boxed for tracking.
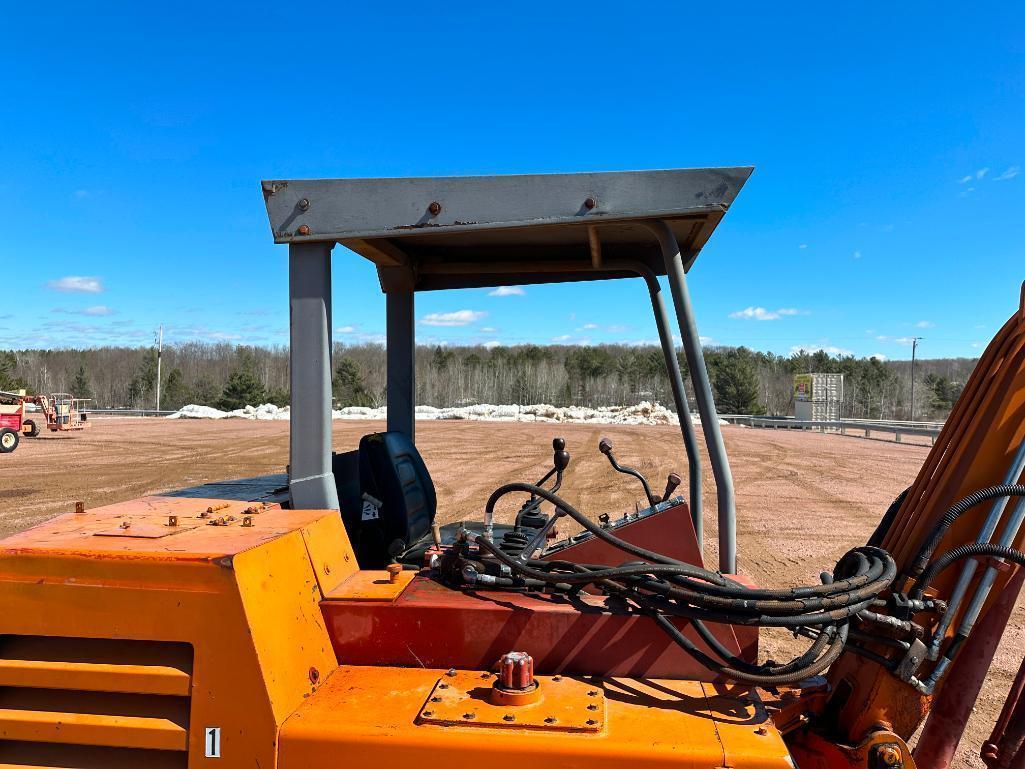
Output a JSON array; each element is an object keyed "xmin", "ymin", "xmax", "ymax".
[
  {"xmin": 428, "ymin": 201, "xmax": 442, "ymax": 216},
  {"xmin": 422, "ymin": 710, "xmax": 433, "ymax": 717},
  {"xmin": 438, "ymin": 683, "xmax": 448, "ymax": 690},
  {"xmin": 167, "ymin": 515, "xmax": 178, "ymax": 527},
  {"xmin": 308, "ymin": 666, "xmax": 320, "ymax": 685},
  {"xmin": 462, "ymin": 712, "xmax": 475, "ymax": 720},
  {"xmin": 544, "ymin": 716, "xmax": 557, "ymax": 724},
  {"xmin": 297, "ymin": 197, "xmax": 310, "ymax": 211},
  {"xmin": 552, "ymin": 675, "xmax": 562, "ymax": 682},
  {"xmin": 297, "ymin": 224, "xmax": 311, "ymax": 236},
  {"xmin": 75, "ymin": 501, "xmax": 85, "ymax": 514},
  {"xmin": 755, "ymin": 726, "xmax": 768, "ymax": 736},
  {"xmin": 587, "ymin": 703, "xmax": 598, "ymax": 711},
  {"xmin": 387, "ymin": 563, "xmax": 403, "ymax": 583},
  {"xmin": 430, "ymin": 696, "xmax": 441, "ymax": 703},
  {"xmin": 586, "ymin": 719, "xmax": 597, "ymax": 726},
  {"xmin": 584, "ymin": 196, "xmax": 597, "ymax": 210},
  {"xmin": 503, "ymin": 713, "xmax": 515, "ymax": 722},
  {"xmin": 242, "ymin": 516, "xmax": 253, "ymax": 528},
  {"xmin": 119, "ymin": 520, "xmax": 131, "ymax": 529},
  {"xmin": 587, "ymin": 689, "xmax": 599, "ymax": 696},
  {"xmin": 446, "ymin": 668, "xmax": 457, "ymax": 677}
]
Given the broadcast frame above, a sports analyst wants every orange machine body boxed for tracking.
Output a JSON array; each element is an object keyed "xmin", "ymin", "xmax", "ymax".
[{"xmin": 0, "ymin": 493, "xmax": 795, "ymax": 768}]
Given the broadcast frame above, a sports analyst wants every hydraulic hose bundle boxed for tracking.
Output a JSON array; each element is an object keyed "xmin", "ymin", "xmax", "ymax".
[{"xmin": 460, "ymin": 481, "xmax": 897, "ymax": 686}]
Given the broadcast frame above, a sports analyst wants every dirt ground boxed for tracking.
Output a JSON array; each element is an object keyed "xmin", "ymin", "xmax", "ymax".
[{"xmin": 1, "ymin": 417, "xmax": 1018, "ymax": 766}]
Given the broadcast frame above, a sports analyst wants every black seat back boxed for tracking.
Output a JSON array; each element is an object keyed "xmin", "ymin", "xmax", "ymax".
[{"xmin": 357, "ymin": 431, "xmax": 436, "ymax": 565}]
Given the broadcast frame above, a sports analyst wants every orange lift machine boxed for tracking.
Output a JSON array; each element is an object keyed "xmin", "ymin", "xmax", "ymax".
[{"xmin": 2, "ymin": 169, "xmax": 1025, "ymax": 769}]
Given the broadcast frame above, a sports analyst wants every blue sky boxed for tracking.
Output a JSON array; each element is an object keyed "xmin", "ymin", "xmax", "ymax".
[{"xmin": 2, "ymin": 3, "xmax": 1022, "ymax": 361}]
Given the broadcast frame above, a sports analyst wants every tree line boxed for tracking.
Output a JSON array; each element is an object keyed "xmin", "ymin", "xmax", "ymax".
[{"xmin": 0, "ymin": 343, "xmax": 976, "ymax": 421}]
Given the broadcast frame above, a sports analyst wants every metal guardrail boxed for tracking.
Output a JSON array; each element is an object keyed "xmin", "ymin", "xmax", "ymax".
[
  {"xmin": 85, "ymin": 409, "xmax": 176, "ymax": 418},
  {"xmin": 719, "ymin": 414, "xmax": 943, "ymax": 444}
]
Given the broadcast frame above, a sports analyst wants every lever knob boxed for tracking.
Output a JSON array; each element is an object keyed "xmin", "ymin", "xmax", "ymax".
[
  {"xmin": 662, "ymin": 472, "xmax": 682, "ymax": 502},
  {"xmin": 554, "ymin": 449, "xmax": 570, "ymax": 471},
  {"xmin": 552, "ymin": 437, "xmax": 566, "ymax": 451},
  {"xmin": 598, "ymin": 437, "xmax": 613, "ymax": 456}
]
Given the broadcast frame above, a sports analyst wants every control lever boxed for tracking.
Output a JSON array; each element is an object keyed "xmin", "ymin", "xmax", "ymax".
[
  {"xmin": 598, "ymin": 437, "xmax": 658, "ymax": 508},
  {"xmin": 515, "ymin": 438, "xmax": 570, "ymax": 528},
  {"xmin": 661, "ymin": 472, "xmax": 682, "ymax": 503}
]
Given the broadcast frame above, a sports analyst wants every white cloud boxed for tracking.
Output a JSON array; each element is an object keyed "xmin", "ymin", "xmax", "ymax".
[
  {"xmin": 580, "ymin": 323, "xmax": 599, "ymax": 330},
  {"xmin": 853, "ymin": 250, "xmax": 862, "ymax": 259},
  {"xmin": 699, "ymin": 336, "xmax": 715, "ymax": 345},
  {"xmin": 789, "ymin": 344, "xmax": 853, "ymax": 356},
  {"xmin": 73, "ymin": 189, "xmax": 89, "ymax": 199},
  {"xmin": 53, "ymin": 305, "xmax": 113, "ymax": 317},
  {"xmin": 958, "ymin": 175, "xmax": 974, "ymax": 184},
  {"xmin": 971, "ymin": 341, "xmax": 982, "ymax": 349},
  {"xmin": 798, "ymin": 243, "xmax": 808, "ymax": 249},
  {"xmin": 552, "ymin": 334, "xmax": 573, "ymax": 342},
  {"xmin": 977, "ymin": 167, "xmax": 990, "ymax": 180},
  {"xmin": 870, "ymin": 353, "xmax": 888, "ymax": 361},
  {"xmin": 488, "ymin": 286, "xmax": 525, "ymax": 297},
  {"xmin": 336, "ymin": 325, "xmax": 357, "ymax": 334},
  {"xmin": 996, "ymin": 165, "xmax": 1021, "ymax": 181},
  {"xmin": 480, "ymin": 326, "xmax": 497, "ymax": 333},
  {"xmin": 483, "ymin": 340, "xmax": 502, "ymax": 349},
  {"xmin": 730, "ymin": 306, "xmax": 809, "ymax": 321},
  {"xmin": 876, "ymin": 335, "xmax": 917, "ymax": 346},
  {"xmin": 606, "ymin": 325, "xmax": 628, "ymax": 333},
  {"xmin": 420, "ymin": 310, "xmax": 487, "ymax": 327},
  {"xmin": 207, "ymin": 331, "xmax": 241, "ymax": 341},
  {"xmin": 47, "ymin": 276, "xmax": 103, "ymax": 293},
  {"xmin": 915, "ymin": 320, "xmax": 935, "ymax": 329}
]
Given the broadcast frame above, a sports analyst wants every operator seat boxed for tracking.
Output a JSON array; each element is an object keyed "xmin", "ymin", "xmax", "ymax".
[{"xmin": 339, "ymin": 431, "xmax": 512, "ymax": 568}]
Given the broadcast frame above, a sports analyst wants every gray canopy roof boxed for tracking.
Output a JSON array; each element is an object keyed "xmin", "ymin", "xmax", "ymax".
[{"xmin": 261, "ymin": 167, "xmax": 752, "ymax": 291}]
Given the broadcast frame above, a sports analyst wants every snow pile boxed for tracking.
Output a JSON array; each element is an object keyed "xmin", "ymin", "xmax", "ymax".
[{"xmin": 168, "ymin": 401, "xmax": 728, "ymax": 426}]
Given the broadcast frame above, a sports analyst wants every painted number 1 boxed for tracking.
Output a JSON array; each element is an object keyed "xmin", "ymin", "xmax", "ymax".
[{"xmin": 205, "ymin": 727, "xmax": 221, "ymax": 758}]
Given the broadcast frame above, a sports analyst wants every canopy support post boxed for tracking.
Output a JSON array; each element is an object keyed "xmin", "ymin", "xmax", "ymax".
[
  {"xmin": 387, "ymin": 289, "xmax": 416, "ymax": 441},
  {"xmin": 646, "ymin": 219, "xmax": 737, "ymax": 573},
  {"xmin": 288, "ymin": 241, "xmax": 340, "ymax": 511}
]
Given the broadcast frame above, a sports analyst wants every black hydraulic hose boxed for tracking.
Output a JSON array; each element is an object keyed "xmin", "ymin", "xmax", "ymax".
[
  {"xmin": 910, "ymin": 485, "xmax": 1025, "ymax": 577},
  {"xmin": 651, "ymin": 611, "xmax": 850, "ymax": 685},
  {"xmin": 868, "ymin": 486, "xmax": 911, "ymax": 548},
  {"xmin": 911, "ymin": 543, "xmax": 1025, "ymax": 600}
]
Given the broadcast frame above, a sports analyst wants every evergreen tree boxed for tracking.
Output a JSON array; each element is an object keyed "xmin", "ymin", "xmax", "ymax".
[
  {"xmin": 333, "ymin": 356, "xmax": 374, "ymax": 407},
  {"xmin": 217, "ymin": 354, "xmax": 266, "ymax": 410},
  {"xmin": 0, "ymin": 352, "xmax": 29, "ymax": 392},
  {"xmin": 712, "ymin": 349, "xmax": 763, "ymax": 414},
  {"xmin": 70, "ymin": 365, "xmax": 93, "ymax": 399},
  {"xmin": 192, "ymin": 375, "xmax": 221, "ymax": 406},
  {"xmin": 161, "ymin": 368, "xmax": 191, "ymax": 411}
]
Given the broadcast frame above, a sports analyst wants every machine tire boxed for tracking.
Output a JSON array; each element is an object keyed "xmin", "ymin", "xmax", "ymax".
[
  {"xmin": 0, "ymin": 428, "xmax": 19, "ymax": 453},
  {"xmin": 23, "ymin": 419, "xmax": 39, "ymax": 438}
]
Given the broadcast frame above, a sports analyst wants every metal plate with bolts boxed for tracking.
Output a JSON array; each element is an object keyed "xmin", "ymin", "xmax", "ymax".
[{"xmin": 416, "ymin": 670, "xmax": 605, "ymax": 732}]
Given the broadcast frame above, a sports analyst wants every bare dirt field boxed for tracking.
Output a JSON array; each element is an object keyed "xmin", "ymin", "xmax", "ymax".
[{"xmin": 1, "ymin": 417, "xmax": 1018, "ymax": 766}]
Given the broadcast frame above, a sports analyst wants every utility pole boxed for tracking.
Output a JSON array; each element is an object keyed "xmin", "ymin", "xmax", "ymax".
[
  {"xmin": 910, "ymin": 337, "xmax": 922, "ymax": 422},
  {"xmin": 155, "ymin": 325, "xmax": 163, "ymax": 412}
]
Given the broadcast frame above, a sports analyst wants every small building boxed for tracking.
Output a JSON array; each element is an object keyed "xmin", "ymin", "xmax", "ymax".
[{"xmin": 794, "ymin": 373, "xmax": 844, "ymax": 421}]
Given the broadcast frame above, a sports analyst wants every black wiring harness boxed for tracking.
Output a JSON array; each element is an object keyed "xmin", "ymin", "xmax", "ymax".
[
  {"xmin": 455, "ymin": 481, "xmax": 897, "ymax": 686},
  {"xmin": 452, "ymin": 481, "xmax": 1025, "ymax": 689}
]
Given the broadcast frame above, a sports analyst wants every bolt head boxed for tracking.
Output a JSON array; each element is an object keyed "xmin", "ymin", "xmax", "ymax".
[
  {"xmin": 544, "ymin": 716, "xmax": 557, "ymax": 724},
  {"xmin": 422, "ymin": 710, "xmax": 433, "ymax": 717},
  {"xmin": 875, "ymin": 745, "xmax": 902, "ymax": 766},
  {"xmin": 446, "ymin": 668, "xmax": 457, "ymax": 677},
  {"xmin": 298, "ymin": 198, "xmax": 310, "ymax": 211},
  {"xmin": 584, "ymin": 196, "xmax": 597, "ymax": 210},
  {"xmin": 503, "ymin": 714, "xmax": 515, "ymax": 722},
  {"xmin": 428, "ymin": 201, "xmax": 442, "ymax": 216},
  {"xmin": 462, "ymin": 712, "xmax": 475, "ymax": 720},
  {"xmin": 297, "ymin": 224, "xmax": 311, "ymax": 236},
  {"xmin": 308, "ymin": 666, "xmax": 320, "ymax": 684}
]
